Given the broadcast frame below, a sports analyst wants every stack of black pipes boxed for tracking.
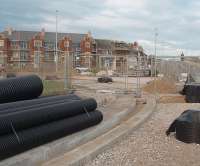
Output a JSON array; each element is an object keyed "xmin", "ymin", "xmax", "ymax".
[
  {"xmin": 184, "ymin": 84, "xmax": 200, "ymax": 103},
  {"xmin": 0, "ymin": 75, "xmax": 103, "ymax": 160}
]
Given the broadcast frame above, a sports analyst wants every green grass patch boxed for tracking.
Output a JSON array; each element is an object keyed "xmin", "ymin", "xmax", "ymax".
[{"xmin": 42, "ymin": 80, "xmax": 66, "ymax": 96}]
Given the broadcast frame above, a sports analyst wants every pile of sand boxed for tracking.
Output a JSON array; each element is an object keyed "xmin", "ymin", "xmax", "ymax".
[
  {"xmin": 143, "ymin": 79, "xmax": 178, "ymax": 94},
  {"xmin": 159, "ymin": 95, "xmax": 185, "ymax": 103}
]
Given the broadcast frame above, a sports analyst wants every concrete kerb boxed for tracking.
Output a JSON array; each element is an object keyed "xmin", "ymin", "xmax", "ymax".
[
  {"xmin": 44, "ymin": 101, "xmax": 136, "ymax": 162},
  {"xmin": 0, "ymin": 96, "xmax": 136, "ymax": 166},
  {"xmin": 43, "ymin": 96, "xmax": 156, "ymax": 166}
]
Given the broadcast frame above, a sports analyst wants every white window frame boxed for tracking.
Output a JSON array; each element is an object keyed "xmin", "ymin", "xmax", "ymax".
[
  {"xmin": 64, "ymin": 41, "xmax": 70, "ymax": 48},
  {"xmin": 34, "ymin": 51, "xmax": 40, "ymax": 65},
  {"xmin": 20, "ymin": 51, "xmax": 28, "ymax": 61},
  {"xmin": 13, "ymin": 52, "xmax": 19, "ymax": 58},
  {"xmin": 20, "ymin": 41, "xmax": 28, "ymax": 49},
  {"xmin": 34, "ymin": 40, "xmax": 42, "ymax": 48},
  {"xmin": 11, "ymin": 41, "xmax": 18, "ymax": 49},
  {"xmin": 85, "ymin": 42, "xmax": 90, "ymax": 49},
  {"xmin": 0, "ymin": 40, "xmax": 4, "ymax": 47}
]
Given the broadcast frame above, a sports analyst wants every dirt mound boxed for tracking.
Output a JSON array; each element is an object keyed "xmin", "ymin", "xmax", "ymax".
[
  {"xmin": 143, "ymin": 79, "xmax": 177, "ymax": 94},
  {"xmin": 159, "ymin": 95, "xmax": 185, "ymax": 103}
]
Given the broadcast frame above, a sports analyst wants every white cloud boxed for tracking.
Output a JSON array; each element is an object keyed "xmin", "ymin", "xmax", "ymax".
[
  {"xmin": 104, "ymin": 0, "xmax": 146, "ymax": 9},
  {"xmin": 1, "ymin": 0, "xmax": 200, "ymax": 56}
]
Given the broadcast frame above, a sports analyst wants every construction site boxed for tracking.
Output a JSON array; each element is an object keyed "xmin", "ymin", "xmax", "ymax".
[
  {"xmin": 2, "ymin": 0, "xmax": 200, "ymax": 164},
  {"xmin": 0, "ymin": 28, "xmax": 200, "ymax": 166}
]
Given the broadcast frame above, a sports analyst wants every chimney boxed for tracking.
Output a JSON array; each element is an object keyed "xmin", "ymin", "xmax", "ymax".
[
  {"xmin": 133, "ymin": 41, "xmax": 139, "ymax": 48},
  {"xmin": 87, "ymin": 31, "xmax": 92, "ymax": 38},
  {"xmin": 0, "ymin": 33, "xmax": 5, "ymax": 38},
  {"xmin": 5, "ymin": 27, "xmax": 13, "ymax": 35},
  {"xmin": 41, "ymin": 28, "xmax": 45, "ymax": 38}
]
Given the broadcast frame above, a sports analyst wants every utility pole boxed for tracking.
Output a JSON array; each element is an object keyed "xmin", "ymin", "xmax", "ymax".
[
  {"xmin": 55, "ymin": 10, "xmax": 58, "ymax": 73},
  {"xmin": 151, "ymin": 54, "xmax": 153, "ymax": 78}
]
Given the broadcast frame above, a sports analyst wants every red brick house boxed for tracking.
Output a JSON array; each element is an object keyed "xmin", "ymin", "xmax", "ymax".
[{"xmin": 0, "ymin": 27, "xmax": 148, "ymax": 73}]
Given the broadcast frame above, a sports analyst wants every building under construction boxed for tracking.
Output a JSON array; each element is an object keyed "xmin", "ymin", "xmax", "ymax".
[{"xmin": 0, "ymin": 27, "xmax": 149, "ymax": 74}]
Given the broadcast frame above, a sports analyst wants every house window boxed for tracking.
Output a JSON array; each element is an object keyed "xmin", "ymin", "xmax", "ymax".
[
  {"xmin": 20, "ymin": 51, "xmax": 28, "ymax": 61},
  {"xmin": 11, "ymin": 41, "xmax": 18, "ymax": 49},
  {"xmin": 34, "ymin": 40, "xmax": 42, "ymax": 48},
  {"xmin": 44, "ymin": 42, "xmax": 54, "ymax": 50},
  {"xmin": 20, "ymin": 41, "xmax": 28, "ymax": 49},
  {"xmin": 13, "ymin": 52, "xmax": 19, "ymax": 58},
  {"xmin": 45, "ymin": 52, "xmax": 49, "ymax": 60},
  {"xmin": 85, "ymin": 42, "xmax": 90, "ymax": 49},
  {"xmin": 34, "ymin": 51, "xmax": 40, "ymax": 67},
  {"xmin": 64, "ymin": 41, "xmax": 70, "ymax": 48},
  {"xmin": 0, "ymin": 40, "xmax": 4, "ymax": 47},
  {"xmin": 44, "ymin": 42, "xmax": 49, "ymax": 50}
]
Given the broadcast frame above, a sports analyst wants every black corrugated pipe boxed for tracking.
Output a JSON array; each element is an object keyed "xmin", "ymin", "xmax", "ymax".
[
  {"xmin": 0, "ymin": 94, "xmax": 81, "ymax": 111},
  {"xmin": 166, "ymin": 109, "xmax": 200, "ymax": 144},
  {"xmin": 0, "ymin": 110, "xmax": 103, "ymax": 161},
  {"xmin": 185, "ymin": 84, "xmax": 200, "ymax": 103},
  {"xmin": 0, "ymin": 98, "xmax": 97, "ymax": 135},
  {"xmin": 6, "ymin": 73, "xmax": 16, "ymax": 78},
  {"xmin": 0, "ymin": 75, "xmax": 43, "ymax": 104},
  {"xmin": 0, "ymin": 94, "xmax": 81, "ymax": 115}
]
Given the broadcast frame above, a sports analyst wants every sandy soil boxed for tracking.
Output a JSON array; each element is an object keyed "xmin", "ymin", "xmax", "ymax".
[
  {"xmin": 143, "ymin": 79, "xmax": 178, "ymax": 94},
  {"xmin": 159, "ymin": 95, "xmax": 186, "ymax": 103}
]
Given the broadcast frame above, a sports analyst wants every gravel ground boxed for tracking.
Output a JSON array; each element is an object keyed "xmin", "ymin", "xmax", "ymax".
[{"xmin": 85, "ymin": 103, "xmax": 200, "ymax": 166}]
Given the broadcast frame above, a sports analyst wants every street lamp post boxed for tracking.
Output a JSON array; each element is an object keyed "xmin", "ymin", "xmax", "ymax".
[
  {"xmin": 63, "ymin": 50, "xmax": 71, "ymax": 90},
  {"xmin": 55, "ymin": 10, "xmax": 58, "ymax": 73},
  {"xmin": 154, "ymin": 28, "xmax": 158, "ymax": 100},
  {"xmin": 67, "ymin": 51, "xmax": 71, "ymax": 89},
  {"xmin": 64, "ymin": 51, "xmax": 67, "ymax": 90}
]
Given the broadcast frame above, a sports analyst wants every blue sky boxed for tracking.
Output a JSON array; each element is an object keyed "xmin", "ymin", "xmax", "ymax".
[{"xmin": 1, "ymin": 0, "xmax": 200, "ymax": 56}]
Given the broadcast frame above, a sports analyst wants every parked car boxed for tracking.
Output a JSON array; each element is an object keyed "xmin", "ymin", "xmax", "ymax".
[
  {"xmin": 75, "ymin": 67, "xmax": 89, "ymax": 73},
  {"xmin": 98, "ymin": 76, "xmax": 113, "ymax": 83}
]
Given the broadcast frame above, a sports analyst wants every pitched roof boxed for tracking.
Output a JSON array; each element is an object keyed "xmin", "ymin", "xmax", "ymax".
[
  {"xmin": 95, "ymin": 39, "xmax": 112, "ymax": 49},
  {"xmin": 2, "ymin": 30, "xmax": 86, "ymax": 44},
  {"xmin": 44, "ymin": 32, "xmax": 85, "ymax": 43}
]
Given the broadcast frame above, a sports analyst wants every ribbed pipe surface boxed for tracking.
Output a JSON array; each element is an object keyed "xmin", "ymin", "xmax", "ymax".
[
  {"xmin": 0, "ymin": 110, "xmax": 103, "ymax": 161},
  {"xmin": 166, "ymin": 109, "xmax": 200, "ymax": 144},
  {"xmin": 0, "ymin": 98, "xmax": 97, "ymax": 135},
  {"xmin": 185, "ymin": 84, "xmax": 200, "ymax": 103},
  {"xmin": 0, "ymin": 75, "xmax": 43, "ymax": 103},
  {"xmin": 0, "ymin": 94, "xmax": 81, "ymax": 115}
]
